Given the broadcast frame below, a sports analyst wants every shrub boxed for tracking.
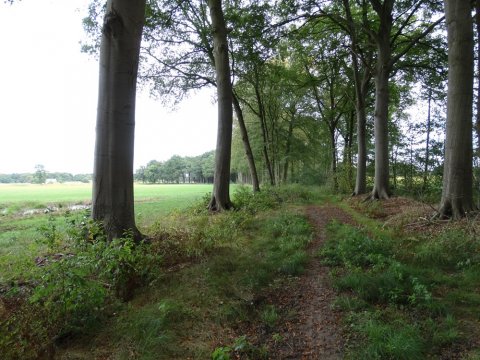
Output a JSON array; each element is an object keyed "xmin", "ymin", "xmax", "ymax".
[{"xmin": 0, "ymin": 212, "xmax": 164, "ymax": 357}]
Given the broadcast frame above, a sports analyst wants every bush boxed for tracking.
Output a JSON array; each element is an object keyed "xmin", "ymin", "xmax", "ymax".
[{"xmin": 0, "ymin": 212, "xmax": 163, "ymax": 357}]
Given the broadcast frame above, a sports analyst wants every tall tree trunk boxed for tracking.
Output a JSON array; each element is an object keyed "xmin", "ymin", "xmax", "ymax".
[
  {"xmin": 232, "ymin": 93, "xmax": 260, "ymax": 192},
  {"xmin": 392, "ymin": 147, "xmax": 397, "ymax": 189},
  {"xmin": 422, "ymin": 90, "xmax": 432, "ymax": 191},
  {"xmin": 476, "ymin": 0, "xmax": 480, "ymax": 154},
  {"xmin": 439, "ymin": 0, "xmax": 475, "ymax": 218},
  {"xmin": 371, "ymin": 28, "xmax": 391, "ymax": 199},
  {"xmin": 208, "ymin": 0, "xmax": 233, "ymax": 211},
  {"xmin": 329, "ymin": 126, "xmax": 338, "ymax": 191},
  {"xmin": 254, "ymin": 83, "xmax": 275, "ymax": 186},
  {"xmin": 283, "ymin": 110, "xmax": 296, "ymax": 183},
  {"xmin": 345, "ymin": 110, "xmax": 355, "ymax": 189},
  {"xmin": 344, "ymin": 0, "xmax": 370, "ymax": 196},
  {"xmin": 92, "ymin": 0, "xmax": 146, "ymax": 241},
  {"xmin": 353, "ymin": 68, "xmax": 368, "ymax": 195}
]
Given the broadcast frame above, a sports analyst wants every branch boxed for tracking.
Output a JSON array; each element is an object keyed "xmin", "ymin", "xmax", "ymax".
[
  {"xmin": 389, "ymin": 15, "xmax": 445, "ymax": 67},
  {"xmin": 390, "ymin": 0, "xmax": 425, "ymax": 47}
]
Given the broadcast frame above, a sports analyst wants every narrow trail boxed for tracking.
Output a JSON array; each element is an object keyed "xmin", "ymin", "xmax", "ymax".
[{"xmin": 249, "ymin": 204, "xmax": 356, "ymax": 359}]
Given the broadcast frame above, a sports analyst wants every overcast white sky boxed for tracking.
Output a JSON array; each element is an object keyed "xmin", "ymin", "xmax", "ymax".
[{"xmin": 0, "ymin": 0, "xmax": 218, "ymax": 174}]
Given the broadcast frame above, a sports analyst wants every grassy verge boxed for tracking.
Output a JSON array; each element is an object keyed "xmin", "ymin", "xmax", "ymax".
[
  {"xmin": 320, "ymin": 210, "xmax": 480, "ymax": 359},
  {"xmin": 0, "ymin": 184, "xmax": 215, "ymax": 283},
  {"xmin": 0, "ymin": 185, "xmax": 325, "ymax": 359}
]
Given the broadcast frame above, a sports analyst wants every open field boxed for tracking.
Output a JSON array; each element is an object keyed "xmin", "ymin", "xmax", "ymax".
[
  {"xmin": 0, "ymin": 182, "xmax": 213, "ymax": 207},
  {"xmin": 0, "ymin": 182, "xmax": 217, "ymax": 224},
  {"xmin": 0, "ymin": 183, "xmax": 219, "ymax": 282}
]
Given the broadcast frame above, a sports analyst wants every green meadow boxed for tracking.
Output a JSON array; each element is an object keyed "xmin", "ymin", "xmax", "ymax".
[
  {"xmin": 0, "ymin": 183, "xmax": 216, "ymax": 282},
  {"xmin": 0, "ymin": 183, "xmax": 213, "ymax": 210}
]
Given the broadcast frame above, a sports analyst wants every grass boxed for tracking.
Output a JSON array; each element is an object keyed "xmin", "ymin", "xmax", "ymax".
[
  {"xmin": 0, "ymin": 185, "xmax": 320, "ymax": 359},
  {"xmin": 84, "ymin": 208, "xmax": 312, "ymax": 359},
  {"xmin": 3, "ymin": 183, "xmax": 479, "ymax": 358},
  {"xmin": 320, "ymin": 214, "xmax": 480, "ymax": 359},
  {"xmin": 0, "ymin": 182, "xmax": 213, "ymax": 213},
  {"xmin": 0, "ymin": 183, "xmax": 215, "ymax": 283}
]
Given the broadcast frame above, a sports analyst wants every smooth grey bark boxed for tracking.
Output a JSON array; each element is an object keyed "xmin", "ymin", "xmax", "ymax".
[
  {"xmin": 370, "ymin": 1, "xmax": 393, "ymax": 199},
  {"xmin": 343, "ymin": 110, "xmax": 355, "ymax": 189},
  {"xmin": 342, "ymin": 0, "xmax": 371, "ymax": 195},
  {"xmin": 367, "ymin": 0, "xmax": 444, "ymax": 199},
  {"xmin": 232, "ymin": 92, "xmax": 260, "ymax": 192},
  {"xmin": 208, "ymin": 0, "xmax": 233, "ymax": 211},
  {"xmin": 476, "ymin": 0, "xmax": 480, "ymax": 154},
  {"xmin": 439, "ymin": 0, "xmax": 475, "ymax": 219},
  {"xmin": 422, "ymin": 90, "xmax": 432, "ymax": 191},
  {"xmin": 92, "ymin": 0, "xmax": 146, "ymax": 240},
  {"xmin": 283, "ymin": 107, "xmax": 296, "ymax": 183},
  {"xmin": 253, "ymin": 73, "xmax": 275, "ymax": 186},
  {"xmin": 351, "ymin": 55, "xmax": 371, "ymax": 195},
  {"xmin": 353, "ymin": 80, "xmax": 368, "ymax": 195}
]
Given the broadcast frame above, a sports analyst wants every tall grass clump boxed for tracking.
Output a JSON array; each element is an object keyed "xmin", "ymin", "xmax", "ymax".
[{"xmin": 321, "ymin": 221, "xmax": 469, "ymax": 358}]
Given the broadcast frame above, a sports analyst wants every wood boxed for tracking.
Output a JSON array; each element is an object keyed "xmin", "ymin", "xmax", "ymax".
[
  {"xmin": 92, "ymin": 0, "xmax": 146, "ymax": 240},
  {"xmin": 439, "ymin": 0, "xmax": 475, "ymax": 218},
  {"xmin": 208, "ymin": 0, "xmax": 233, "ymax": 211}
]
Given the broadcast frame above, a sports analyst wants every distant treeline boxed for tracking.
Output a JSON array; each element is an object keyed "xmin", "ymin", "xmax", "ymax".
[
  {"xmin": 0, "ymin": 172, "xmax": 92, "ymax": 184},
  {"xmin": 135, "ymin": 151, "xmax": 230, "ymax": 184}
]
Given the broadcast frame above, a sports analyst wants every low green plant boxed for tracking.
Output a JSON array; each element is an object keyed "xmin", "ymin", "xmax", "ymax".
[
  {"xmin": 261, "ymin": 305, "xmax": 279, "ymax": 329},
  {"xmin": 321, "ymin": 222, "xmax": 393, "ymax": 269},
  {"xmin": 212, "ymin": 335, "xmax": 268, "ymax": 360},
  {"xmin": 349, "ymin": 313, "xmax": 425, "ymax": 360},
  {"xmin": 2, "ymin": 186, "xmax": 318, "ymax": 358},
  {"xmin": 322, "ymin": 221, "xmax": 471, "ymax": 358},
  {"xmin": 212, "ymin": 346, "xmax": 232, "ymax": 360},
  {"xmin": 415, "ymin": 229, "xmax": 480, "ymax": 270},
  {"xmin": 0, "ymin": 212, "xmax": 164, "ymax": 357}
]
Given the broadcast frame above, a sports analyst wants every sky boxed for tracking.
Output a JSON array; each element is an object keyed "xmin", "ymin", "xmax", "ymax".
[{"xmin": 0, "ymin": 0, "xmax": 218, "ymax": 175}]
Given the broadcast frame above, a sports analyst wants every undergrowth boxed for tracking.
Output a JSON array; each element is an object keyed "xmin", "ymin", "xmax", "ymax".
[
  {"xmin": 0, "ymin": 185, "xmax": 320, "ymax": 359},
  {"xmin": 321, "ymin": 220, "xmax": 480, "ymax": 358}
]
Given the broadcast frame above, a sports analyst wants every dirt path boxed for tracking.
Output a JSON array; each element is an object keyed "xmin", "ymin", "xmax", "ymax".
[{"xmin": 248, "ymin": 204, "xmax": 356, "ymax": 359}]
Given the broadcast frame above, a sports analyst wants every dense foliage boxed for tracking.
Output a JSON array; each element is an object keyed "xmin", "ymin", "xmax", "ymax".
[
  {"xmin": 0, "ymin": 171, "xmax": 91, "ymax": 184},
  {"xmin": 135, "ymin": 151, "xmax": 216, "ymax": 184}
]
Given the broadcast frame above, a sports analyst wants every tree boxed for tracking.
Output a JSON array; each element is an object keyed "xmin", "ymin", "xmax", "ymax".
[
  {"xmin": 364, "ymin": 0, "xmax": 444, "ymax": 199},
  {"xmin": 142, "ymin": 0, "xmax": 260, "ymax": 192},
  {"xmin": 207, "ymin": 0, "xmax": 233, "ymax": 211},
  {"xmin": 476, "ymin": 0, "xmax": 480, "ymax": 154},
  {"xmin": 33, "ymin": 164, "xmax": 47, "ymax": 184},
  {"xmin": 92, "ymin": 0, "xmax": 146, "ymax": 240},
  {"xmin": 438, "ymin": 0, "xmax": 475, "ymax": 218},
  {"xmin": 341, "ymin": 0, "xmax": 374, "ymax": 195},
  {"xmin": 163, "ymin": 155, "xmax": 186, "ymax": 183}
]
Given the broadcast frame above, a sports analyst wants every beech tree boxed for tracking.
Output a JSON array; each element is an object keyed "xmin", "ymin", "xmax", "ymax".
[
  {"xmin": 142, "ymin": 0, "xmax": 260, "ymax": 192},
  {"xmin": 439, "ymin": 0, "xmax": 475, "ymax": 218},
  {"xmin": 365, "ymin": 0, "xmax": 444, "ymax": 199},
  {"xmin": 207, "ymin": 0, "xmax": 233, "ymax": 211},
  {"xmin": 476, "ymin": 0, "xmax": 480, "ymax": 154},
  {"xmin": 341, "ymin": 0, "xmax": 374, "ymax": 195},
  {"xmin": 92, "ymin": 0, "xmax": 146, "ymax": 240}
]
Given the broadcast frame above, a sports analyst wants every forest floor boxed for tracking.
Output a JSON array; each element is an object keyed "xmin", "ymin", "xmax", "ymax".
[
  {"xmin": 241, "ymin": 204, "xmax": 356, "ymax": 359},
  {"xmin": 240, "ymin": 196, "xmax": 480, "ymax": 359}
]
